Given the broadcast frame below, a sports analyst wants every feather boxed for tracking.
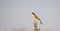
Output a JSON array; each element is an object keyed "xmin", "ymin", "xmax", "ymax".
[{"xmin": 32, "ymin": 12, "xmax": 42, "ymax": 24}]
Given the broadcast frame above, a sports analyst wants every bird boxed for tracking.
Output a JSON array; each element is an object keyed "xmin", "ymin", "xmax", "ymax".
[{"xmin": 32, "ymin": 12, "xmax": 42, "ymax": 24}]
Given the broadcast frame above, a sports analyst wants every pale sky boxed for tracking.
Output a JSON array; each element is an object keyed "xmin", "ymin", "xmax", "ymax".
[{"xmin": 0, "ymin": 0, "xmax": 60, "ymax": 31}]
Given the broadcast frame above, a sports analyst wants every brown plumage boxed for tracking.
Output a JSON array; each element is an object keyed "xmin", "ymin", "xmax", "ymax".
[{"xmin": 32, "ymin": 12, "xmax": 42, "ymax": 24}]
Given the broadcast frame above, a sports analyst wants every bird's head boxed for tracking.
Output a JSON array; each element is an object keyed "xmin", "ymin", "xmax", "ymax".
[{"xmin": 32, "ymin": 12, "xmax": 35, "ymax": 15}]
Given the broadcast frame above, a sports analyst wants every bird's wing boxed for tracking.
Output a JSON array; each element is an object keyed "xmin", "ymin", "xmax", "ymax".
[
  {"xmin": 32, "ymin": 13, "xmax": 42, "ymax": 24},
  {"xmin": 35, "ymin": 15, "xmax": 41, "ymax": 21},
  {"xmin": 35, "ymin": 15, "xmax": 42, "ymax": 24}
]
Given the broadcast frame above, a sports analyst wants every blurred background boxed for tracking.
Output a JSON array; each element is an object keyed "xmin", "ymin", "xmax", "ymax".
[{"xmin": 0, "ymin": 0, "xmax": 60, "ymax": 31}]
